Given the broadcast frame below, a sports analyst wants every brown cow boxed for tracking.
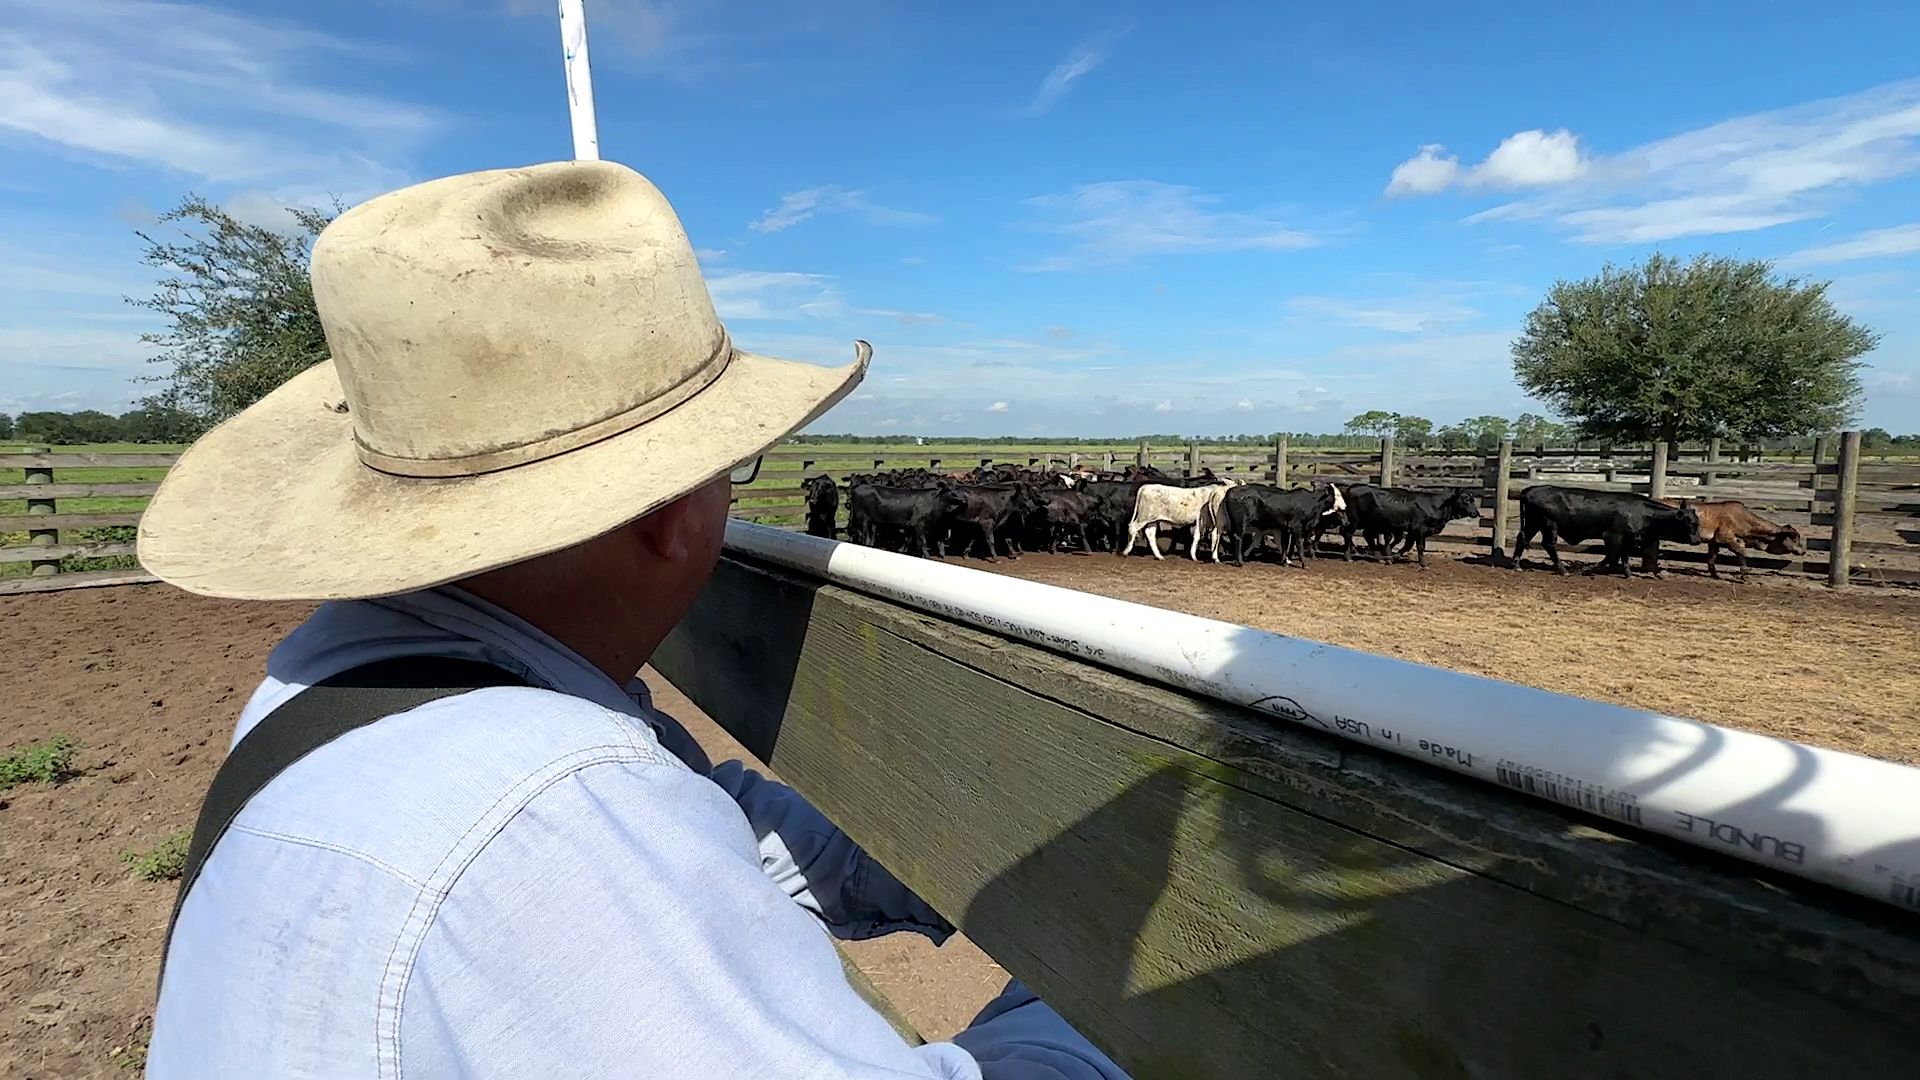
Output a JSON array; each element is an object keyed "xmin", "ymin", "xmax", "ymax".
[{"xmin": 1657, "ymin": 498, "xmax": 1807, "ymax": 581}]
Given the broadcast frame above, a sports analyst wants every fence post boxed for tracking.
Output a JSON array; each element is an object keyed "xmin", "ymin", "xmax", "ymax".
[
  {"xmin": 1704, "ymin": 437, "xmax": 1720, "ymax": 489},
  {"xmin": 1379, "ymin": 436, "xmax": 1395, "ymax": 487},
  {"xmin": 1136, "ymin": 440, "xmax": 1148, "ymax": 468},
  {"xmin": 1650, "ymin": 441, "xmax": 1669, "ymax": 500},
  {"xmin": 1491, "ymin": 438, "xmax": 1513, "ymax": 561},
  {"xmin": 1828, "ymin": 430, "xmax": 1861, "ymax": 589},
  {"xmin": 23, "ymin": 446, "xmax": 59, "ymax": 578},
  {"xmin": 1274, "ymin": 434, "xmax": 1289, "ymax": 486},
  {"xmin": 1104, "ymin": 451, "xmax": 1116, "ymax": 471},
  {"xmin": 1069, "ymin": 452, "xmax": 1079, "ymax": 471},
  {"xmin": 1187, "ymin": 441, "xmax": 1201, "ymax": 477}
]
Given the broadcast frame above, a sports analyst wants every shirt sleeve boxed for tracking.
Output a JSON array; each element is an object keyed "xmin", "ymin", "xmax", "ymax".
[
  {"xmin": 397, "ymin": 756, "xmax": 1126, "ymax": 1080},
  {"xmin": 708, "ymin": 759, "xmax": 957, "ymax": 944}
]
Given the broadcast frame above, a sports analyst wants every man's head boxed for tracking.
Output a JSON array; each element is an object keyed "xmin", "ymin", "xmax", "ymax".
[
  {"xmin": 461, "ymin": 474, "xmax": 733, "ymax": 679},
  {"xmin": 137, "ymin": 161, "xmax": 870, "ymax": 649}
]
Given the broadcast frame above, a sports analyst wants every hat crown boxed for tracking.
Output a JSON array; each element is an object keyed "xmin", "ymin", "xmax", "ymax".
[{"xmin": 310, "ymin": 161, "xmax": 727, "ymax": 476}]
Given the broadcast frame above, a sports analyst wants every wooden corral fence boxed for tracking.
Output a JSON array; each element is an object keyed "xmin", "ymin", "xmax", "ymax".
[
  {"xmin": 653, "ymin": 550, "xmax": 1920, "ymax": 1077},
  {"xmin": 4, "ymin": 435, "xmax": 1918, "ymax": 593}
]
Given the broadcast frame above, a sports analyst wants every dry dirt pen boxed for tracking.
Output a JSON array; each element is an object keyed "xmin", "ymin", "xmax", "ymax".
[{"xmin": 3, "ymin": 557, "xmax": 1917, "ymax": 1075}]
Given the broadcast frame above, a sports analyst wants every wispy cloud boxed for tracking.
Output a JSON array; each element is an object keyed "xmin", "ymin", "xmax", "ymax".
[
  {"xmin": 986, "ymin": 401, "xmax": 1009, "ymax": 412},
  {"xmin": 705, "ymin": 270, "xmax": 845, "ymax": 320},
  {"xmin": 1783, "ymin": 222, "xmax": 1920, "ymax": 265},
  {"xmin": 749, "ymin": 184, "xmax": 936, "ymax": 233},
  {"xmin": 1286, "ymin": 294, "xmax": 1484, "ymax": 334},
  {"xmin": 1388, "ymin": 78, "xmax": 1920, "ymax": 244},
  {"xmin": 1025, "ymin": 23, "xmax": 1133, "ymax": 116},
  {"xmin": 1020, "ymin": 180, "xmax": 1319, "ymax": 270},
  {"xmin": 0, "ymin": 0, "xmax": 434, "ymax": 199}
]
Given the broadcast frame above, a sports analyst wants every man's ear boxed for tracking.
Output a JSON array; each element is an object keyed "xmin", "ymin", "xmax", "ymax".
[{"xmin": 630, "ymin": 493, "xmax": 695, "ymax": 564}]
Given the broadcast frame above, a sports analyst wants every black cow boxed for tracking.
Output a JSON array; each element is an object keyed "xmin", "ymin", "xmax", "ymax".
[
  {"xmin": 803, "ymin": 474, "xmax": 838, "ymax": 539},
  {"xmin": 1512, "ymin": 485, "xmax": 1703, "ymax": 577},
  {"xmin": 943, "ymin": 483, "xmax": 1043, "ymax": 561},
  {"xmin": 1027, "ymin": 488, "xmax": 1095, "ymax": 554},
  {"xmin": 846, "ymin": 483, "xmax": 957, "ymax": 559},
  {"xmin": 1220, "ymin": 484, "xmax": 1342, "ymax": 567},
  {"xmin": 1341, "ymin": 485, "xmax": 1481, "ymax": 568}
]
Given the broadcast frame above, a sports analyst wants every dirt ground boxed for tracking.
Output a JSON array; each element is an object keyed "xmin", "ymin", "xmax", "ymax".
[{"xmin": 3, "ymin": 556, "xmax": 1918, "ymax": 1076}]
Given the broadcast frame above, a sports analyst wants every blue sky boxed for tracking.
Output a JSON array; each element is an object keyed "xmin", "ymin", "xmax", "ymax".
[{"xmin": 4, "ymin": 0, "xmax": 1919, "ymax": 437}]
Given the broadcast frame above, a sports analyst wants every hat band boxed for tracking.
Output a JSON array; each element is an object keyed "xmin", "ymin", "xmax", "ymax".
[{"xmin": 354, "ymin": 334, "xmax": 735, "ymax": 479}]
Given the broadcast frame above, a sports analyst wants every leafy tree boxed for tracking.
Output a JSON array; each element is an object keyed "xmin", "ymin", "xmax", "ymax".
[
  {"xmin": 1434, "ymin": 424, "xmax": 1468, "ymax": 450},
  {"xmin": 128, "ymin": 194, "xmax": 337, "ymax": 436},
  {"xmin": 15, "ymin": 411, "xmax": 79, "ymax": 444},
  {"xmin": 117, "ymin": 406, "xmax": 199, "ymax": 443},
  {"xmin": 1512, "ymin": 253, "xmax": 1876, "ymax": 445},
  {"xmin": 1458, "ymin": 415, "xmax": 1511, "ymax": 452},
  {"xmin": 1512, "ymin": 412, "xmax": 1569, "ymax": 447},
  {"xmin": 1343, "ymin": 410, "xmax": 1398, "ymax": 438},
  {"xmin": 0, "ymin": 413, "xmax": 13, "ymax": 440},
  {"xmin": 1392, "ymin": 414, "xmax": 1433, "ymax": 448}
]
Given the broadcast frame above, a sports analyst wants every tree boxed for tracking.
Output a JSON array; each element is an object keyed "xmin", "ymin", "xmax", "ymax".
[
  {"xmin": 1458, "ymin": 415, "xmax": 1511, "ymax": 452},
  {"xmin": 117, "ymin": 406, "xmax": 198, "ymax": 443},
  {"xmin": 1343, "ymin": 410, "xmax": 1398, "ymax": 439},
  {"xmin": 1435, "ymin": 424, "xmax": 1468, "ymax": 451},
  {"xmin": 1512, "ymin": 253, "xmax": 1876, "ymax": 445},
  {"xmin": 0, "ymin": 413, "xmax": 13, "ymax": 440},
  {"xmin": 1393, "ymin": 414, "xmax": 1433, "ymax": 448},
  {"xmin": 1512, "ymin": 412, "xmax": 1569, "ymax": 447},
  {"xmin": 128, "ymin": 194, "xmax": 337, "ymax": 436}
]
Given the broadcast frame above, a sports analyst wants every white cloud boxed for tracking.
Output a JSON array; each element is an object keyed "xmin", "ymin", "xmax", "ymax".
[
  {"xmin": 1021, "ymin": 181, "xmax": 1319, "ymax": 271},
  {"xmin": 704, "ymin": 270, "xmax": 845, "ymax": 320},
  {"xmin": 1386, "ymin": 130, "xmax": 1589, "ymax": 196},
  {"xmin": 986, "ymin": 401, "xmax": 1009, "ymax": 412},
  {"xmin": 749, "ymin": 184, "xmax": 935, "ymax": 233},
  {"xmin": 1287, "ymin": 294, "xmax": 1484, "ymax": 334},
  {"xmin": 1153, "ymin": 399, "xmax": 1173, "ymax": 413},
  {"xmin": 695, "ymin": 247, "xmax": 727, "ymax": 263},
  {"xmin": 0, "ymin": 0, "xmax": 433, "ymax": 198},
  {"xmin": 1025, "ymin": 23, "xmax": 1133, "ymax": 116},
  {"xmin": 1234, "ymin": 398, "xmax": 1254, "ymax": 411},
  {"xmin": 856, "ymin": 307, "xmax": 946, "ymax": 326},
  {"xmin": 1394, "ymin": 79, "xmax": 1920, "ymax": 244},
  {"xmin": 1783, "ymin": 222, "xmax": 1920, "ymax": 265}
]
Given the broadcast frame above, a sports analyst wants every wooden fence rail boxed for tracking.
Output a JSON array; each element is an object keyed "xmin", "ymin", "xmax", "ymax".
[
  {"xmin": 654, "ymin": 553, "xmax": 1920, "ymax": 1078},
  {"xmin": 5, "ymin": 435, "xmax": 1918, "ymax": 593}
]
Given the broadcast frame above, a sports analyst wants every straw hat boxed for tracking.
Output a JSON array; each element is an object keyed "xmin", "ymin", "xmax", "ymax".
[{"xmin": 137, "ymin": 160, "xmax": 869, "ymax": 601}]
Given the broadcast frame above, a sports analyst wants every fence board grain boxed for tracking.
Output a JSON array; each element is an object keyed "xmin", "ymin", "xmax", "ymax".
[
  {"xmin": 0, "ymin": 482, "xmax": 162, "ymax": 500},
  {"xmin": 0, "ymin": 541, "xmax": 137, "ymax": 563},
  {"xmin": 0, "ymin": 513, "xmax": 143, "ymax": 531}
]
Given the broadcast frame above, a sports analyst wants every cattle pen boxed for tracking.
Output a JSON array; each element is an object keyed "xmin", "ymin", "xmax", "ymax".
[
  {"xmin": 5, "ymin": 434, "xmax": 1917, "ymax": 594},
  {"xmin": 4, "ymin": 441, "xmax": 1920, "ymax": 1078}
]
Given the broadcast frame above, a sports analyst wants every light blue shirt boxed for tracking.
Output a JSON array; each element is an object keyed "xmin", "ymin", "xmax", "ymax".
[{"xmin": 146, "ymin": 586, "xmax": 1130, "ymax": 1079}]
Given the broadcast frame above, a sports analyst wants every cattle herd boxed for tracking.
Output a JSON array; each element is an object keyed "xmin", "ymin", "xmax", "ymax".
[{"xmin": 797, "ymin": 462, "xmax": 1809, "ymax": 580}]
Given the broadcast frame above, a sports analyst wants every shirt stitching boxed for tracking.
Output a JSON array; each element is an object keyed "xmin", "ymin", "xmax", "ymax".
[
  {"xmin": 375, "ymin": 735, "xmax": 667, "ymax": 1080},
  {"xmin": 226, "ymin": 823, "xmax": 430, "ymax": 890}
]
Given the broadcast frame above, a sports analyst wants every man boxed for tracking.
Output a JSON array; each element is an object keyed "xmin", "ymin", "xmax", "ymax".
[{"xmin": 138, "ymin": 161, "xmax": 1128, "ymax": 1079}]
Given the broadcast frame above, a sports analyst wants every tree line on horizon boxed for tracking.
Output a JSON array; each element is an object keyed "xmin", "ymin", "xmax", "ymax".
[{"xmin": 11, "ymin": 194, "xmax": 1904, "ymax": 454}]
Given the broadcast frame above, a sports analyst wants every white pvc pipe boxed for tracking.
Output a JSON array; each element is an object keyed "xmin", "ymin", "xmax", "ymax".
[
  {"xmin": 724, "ymin": 520, "xmax": 1920, "ymax": 914},
  {"xmin": 558, "ymin": 0, "xmax": 600, "ymax": 160}
]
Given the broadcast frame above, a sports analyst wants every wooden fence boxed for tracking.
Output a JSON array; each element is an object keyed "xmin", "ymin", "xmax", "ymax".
[
  {"xmin": 4, "ymin": 435, "xmax": 1918, "ymax": 594},
  {"xmin": 653, "ymin": 552, "xmax": 1920, "ymax": 1077}
]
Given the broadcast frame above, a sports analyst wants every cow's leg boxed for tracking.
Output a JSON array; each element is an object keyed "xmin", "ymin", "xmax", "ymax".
[
  {"xmin": 1640, "ymin": 534, "xmax": 1663, "ymax": 578},
  {"xmin": 1341, "ymin": 520, "xmax": 1356, "ymax": 560},
  {"xmin": 1416, "ymin": 533, "xmax": 1430, "ymax": 569},
  {"xmin": 1119, "ymin": 523, "xmax": 1138, "ymax": 557},
  {"xmin": 911, "ymin": 524, "xmax": 930, "ymax": 559},
  {"xmin": 1145, "ymin": 523, "xmax": 1166, "ymax": 561},
  {"xmin": 1511, "ymin": 520, "xmax": 1533, "ymax": 570},
  {"xmin": 1540, "ymin": 525, "xmax": 1565, "ymax": 574},
  {"xmin": 1076, "ymin": 523, "xmax": 1092, "ymax": 554},
  {"xmin": 980, "ymin": 523, "xmax": 998, "ymax": 562},
  {"xmin": 1730, "ymin": 539, "xmax": 1751, "ymax": 582}
]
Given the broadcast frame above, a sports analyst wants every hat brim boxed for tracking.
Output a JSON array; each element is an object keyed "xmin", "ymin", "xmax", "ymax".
[{"xmin": 137, "ymin": 346, "xmax": 866, "ymax": 601}]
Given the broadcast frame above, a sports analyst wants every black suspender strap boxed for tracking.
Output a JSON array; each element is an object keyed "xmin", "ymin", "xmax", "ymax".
[{"xmin": 159, "ymin": 655, "xmax": 532, "ymax": 990}]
